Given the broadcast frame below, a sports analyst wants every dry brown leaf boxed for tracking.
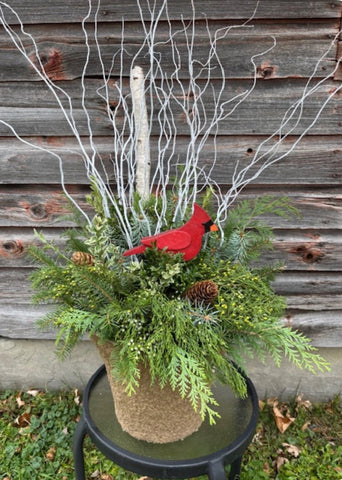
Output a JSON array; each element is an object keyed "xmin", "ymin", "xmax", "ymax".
[
  {"xmin": 263, "ymin": 461, "xmax": 271, "ymax": 474},
  {"xmin": 74, "ymin": 388, "xmax": 81, "ymax": 406},
  {"xmin": 267, "ymin": 396, "xmax": 278, "ymax": 406},
  {"xmin": 13, "ymin": 412, "xmax": 31, "ymax": 428},
  {"xmin": 46, "ymin": 446, "xmax": 56, "ymax": 461},
  {"xmin": 296, "ymin": 394, "xmax": 312, "ymax": 410},
  {"xmin": 0, "ymin": 398, "xmax": 8, "ymax": 412},
  {"xmin": 258, "ymin": 399, "xmax": 265, "ymax": 411},
  {"xmin": 62, "ymin": 426, "xmax": 69, "ymax": 435},
  {"xmin": 252, "ymin": 425, "xmax": 264, "ymax": 445},
  {"xmin": 252, "ymin": 432, "xmax": 263, "ymax": 445},
  {"xmin": 282, "ymin": 442, "xmax": 301, "ymax": 458},
  {"xmin": 27, "ymin": 389, "xmax": 40, "ymax": 397},
  {"xmin": 16, "ymin": 394, "xmax": 25, "ymax": 408},
  {"xmin": 101, "ymin": 475, "xmax": 113, "ymax": 480},
  {"xmin": 90, "ymin": 470, "xmax": 100, "ymax": 479},
  {"xmin": 301, "ymin": 420, "xmax": 311, "ymax": 431},
  {"xmin": 273, "ymin": 404, "xmax": 295, "ymax": 434},
  {"xmin": 334, "ymin": 466, "xmax": 342, "ymax": 473},
  {"xmin": 275, "ymin": 455, "xmax": 288, "ymax": 472},
  {"xmin": 311, "ymin": 423, "xmax": 329, "ymax": 435}
]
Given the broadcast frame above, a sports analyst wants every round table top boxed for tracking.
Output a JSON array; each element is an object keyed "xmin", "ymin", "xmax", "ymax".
[{"xmin": 84, "ymin": 364, "xmax": 259, "ymax": 467}]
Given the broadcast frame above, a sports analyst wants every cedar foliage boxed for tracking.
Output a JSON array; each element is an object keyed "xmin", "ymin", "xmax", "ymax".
[{"xmin": 28, "ymin": 194, "xmax": 329, "ymax": 422}]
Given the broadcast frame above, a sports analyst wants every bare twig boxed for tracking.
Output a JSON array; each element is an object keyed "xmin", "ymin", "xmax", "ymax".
[{"xmin": 0, "ymin": 0, "xmax": 341, "ymax": 246}]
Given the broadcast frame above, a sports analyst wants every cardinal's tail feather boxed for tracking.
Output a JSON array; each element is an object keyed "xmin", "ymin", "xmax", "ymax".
[{"xmin": 123, "ymin": 244, "xmax": 146, "ymax": 257}]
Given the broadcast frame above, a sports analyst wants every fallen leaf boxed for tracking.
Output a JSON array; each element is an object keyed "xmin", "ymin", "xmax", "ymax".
[
  {"xmin": 46, "ymin": 446, "xmax": 56, "ymax": 461},
  {"xmin": 263, "ymin": 461, "xmax": 271, "ymax": 474},
  {"xmin": 275, "ymin": 455, "xmax": 288, "ymax": 472},
  {"xmin": 296, "ymin": 394, "xmax": 312, "ymax": 410},
  {"xmin": 16, "ymin": 394, "xmax": 25, "ymax": 408},
  {"xmin": 13, "ymin": 412, "xmax": 31, "ymax": 428},
  {"xmin": 74, "ymin": 389, "xmax": 81, "ymax": 406},
  {"xmin": 267, "ymin": 396, "xmax": 278, "ymax": 406},
  {"xmin": 258, "ymin": 399, "xmax": 265, "ymax": 411},
  {"xmin": 334, "ymin": 466, "xmax": 342, "ymax": 473},
  {"xmin": 282, "ymin": 442, "xmax": 301, "ymax": 457},
  {"xmin": 311, "ymin": 423, "xmax": 329, "ymax": 435},
  {"xmin": 301, "ymin": 420, "xmax": 311, "ymax": 431},
  {"xmin": 27, "ymin": 389, "xmax": 40, "ymax": 397},
  {"xmin": 252, "ymin": 426, "xmax": 264, "ymax": 444},
  {"xmin": 273, "ymin": 404, "xmax": 295, "ymax": 434},
  {"xmin": 62, "ymin": 426, "xmax": 69, "ymax": 435},
  {"xmin": 90, "ymin": 470, "xmax": 100, "ymax": 479},
  {"xmin": 101, "ymin": 475, "xmax": 113, "ymax": 480}
]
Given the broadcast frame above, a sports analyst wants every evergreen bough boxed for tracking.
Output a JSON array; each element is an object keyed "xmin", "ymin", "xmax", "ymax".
[{"xmin": 28, "ymin": 194, "xmax": 330, "ymax": 423}]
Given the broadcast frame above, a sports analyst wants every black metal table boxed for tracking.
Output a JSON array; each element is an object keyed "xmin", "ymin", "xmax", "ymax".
[{"xmin": 73, "ymin": 365, "xmax": 259, "ymax": 480}]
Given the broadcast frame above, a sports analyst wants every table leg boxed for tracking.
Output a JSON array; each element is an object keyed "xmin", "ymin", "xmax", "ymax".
[
  {"xmin": 73, "ymin": 415, "xmax": 87, "ymax": 480},
  {"xmin": 208, "ymin": 459, "xmax": 227, "ymax": 480},
  {"xmin": 228, "ymin": 456, "xmax": 242, "ymax": 480}
]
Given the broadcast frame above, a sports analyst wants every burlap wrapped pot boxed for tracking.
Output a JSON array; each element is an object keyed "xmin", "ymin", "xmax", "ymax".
[{"xmin": 92, "ymin": 336, "xmax": 203, "ymax": 444}]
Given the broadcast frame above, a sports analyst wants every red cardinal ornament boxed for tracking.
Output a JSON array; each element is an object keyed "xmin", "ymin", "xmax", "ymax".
[{"xmin": 123, "ymin": 204, "xmax": 218, "ymax": 261}]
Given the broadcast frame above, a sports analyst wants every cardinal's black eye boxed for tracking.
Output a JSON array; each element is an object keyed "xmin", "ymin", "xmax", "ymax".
[{"xmin": 203, "ymin": 219, "xmax": 213, "ymax": 233}]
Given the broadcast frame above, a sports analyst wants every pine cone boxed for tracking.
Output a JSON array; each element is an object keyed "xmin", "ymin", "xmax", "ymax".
[
  {"xmin": 184, "ymin": 280, "xmax": 218, "ymax": 306},
  {"xmin": 71, "ymin": 251, "xmax": 94, "ymax": 266}
]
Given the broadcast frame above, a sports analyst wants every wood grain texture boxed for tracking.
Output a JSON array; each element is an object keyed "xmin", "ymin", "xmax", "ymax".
[
  {"xmin": 0, "ymin": 228, "xmax": 341, "ymax": 271},
  {"xmin": 1, "ymin": 187, "xmax": 341, "ymax": 228},
  {"xmin": 271, "ymin": 231, "xmax": 342, "ymax": 272},
  {"xmin": 1, "ymin": 135, "xmax": 341, "ymax": 185},
  {"xmin": 1, "ymin": 305, "xmax": 341, "ymax": 346},
  {"xmin": 0, "ymin": 22, "xmax": 338, "ymax": 81},
  {"xmin": 281, "ymin": 312, "xmax": 342, "ymax": 348},
  {"xmin": 334, "ymin": 41, "xmax": 342, "ymax": 80},
  {"xmin": 0, "ymin": 79, "xmax": 341, "ymax": 138},
  {"xmin": 0, "ymin": 186, "xmax": 89, "ymax": 226},
  {"xmin": 2, "ymin": 268, "xmax": 342, "ymax": 303},
  {"xmin": 2, "ymin": 1, "xmax": 341, "ymax": 24},
  {"xmin": 0, "ymin": 1, "xmax": 341, "ymax": 354},
  {"xmin": 0, "ymin": 269, "xmax": 341, "ymax": 346}
]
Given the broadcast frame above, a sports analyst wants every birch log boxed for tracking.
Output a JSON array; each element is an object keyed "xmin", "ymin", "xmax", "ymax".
[{"xmin": 130, "ymin": 66, "xmax": 151, "ymax": 199}]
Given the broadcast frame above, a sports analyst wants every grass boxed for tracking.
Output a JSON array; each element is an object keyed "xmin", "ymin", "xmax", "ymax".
[{"xmin": 0, "ymin": 388, "xmax": 341, "ymax": 480}]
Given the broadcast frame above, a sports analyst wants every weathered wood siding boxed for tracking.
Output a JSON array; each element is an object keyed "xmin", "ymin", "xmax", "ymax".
[{"xmin": 1, "ymin": 1, "xmax": 342, "ymax": 348}]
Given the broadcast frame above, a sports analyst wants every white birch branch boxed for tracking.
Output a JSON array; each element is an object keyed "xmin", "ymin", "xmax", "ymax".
[{"xmin": 130, "ymin": 66, "xmax": 151, "ymax": 200}]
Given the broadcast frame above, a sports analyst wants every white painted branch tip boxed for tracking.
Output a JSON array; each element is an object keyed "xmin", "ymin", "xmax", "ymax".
[
  {"xmin": 131, "ymin": 65, "xmax": 151, "ymax": 201},
  {"xmin": 1, "ymin": 0, "xmax": 341, "ymax": 243}
]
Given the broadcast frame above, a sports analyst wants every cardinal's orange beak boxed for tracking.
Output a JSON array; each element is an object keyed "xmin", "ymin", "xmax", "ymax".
[{"xmin": 210, "ymin": 224, "xmax": 219, "ymax": 232}]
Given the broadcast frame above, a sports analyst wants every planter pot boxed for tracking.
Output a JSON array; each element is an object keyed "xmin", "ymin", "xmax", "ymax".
[{"xmin": 92, "ymin": 336, "xmax": 203, "ymax": 444}]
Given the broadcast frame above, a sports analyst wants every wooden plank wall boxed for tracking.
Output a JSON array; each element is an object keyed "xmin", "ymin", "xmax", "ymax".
[{"xmin": 1, "ymin": 1, "xmax": 342, "ymax": 348}]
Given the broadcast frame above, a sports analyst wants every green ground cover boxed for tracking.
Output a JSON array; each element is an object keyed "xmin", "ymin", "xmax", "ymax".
[{"xmin": 0, "ymin": 389, "xmax": 341, "ymax": 480}]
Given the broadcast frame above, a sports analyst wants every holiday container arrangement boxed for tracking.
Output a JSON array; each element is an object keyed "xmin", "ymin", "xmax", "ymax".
[
  {"xmin": 0, "ymin": 0, "xmax": 337, "ymax": 444},
  {"xmin": 28, "ymin": 191, "xmax": 329, "ymax": 443}
]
